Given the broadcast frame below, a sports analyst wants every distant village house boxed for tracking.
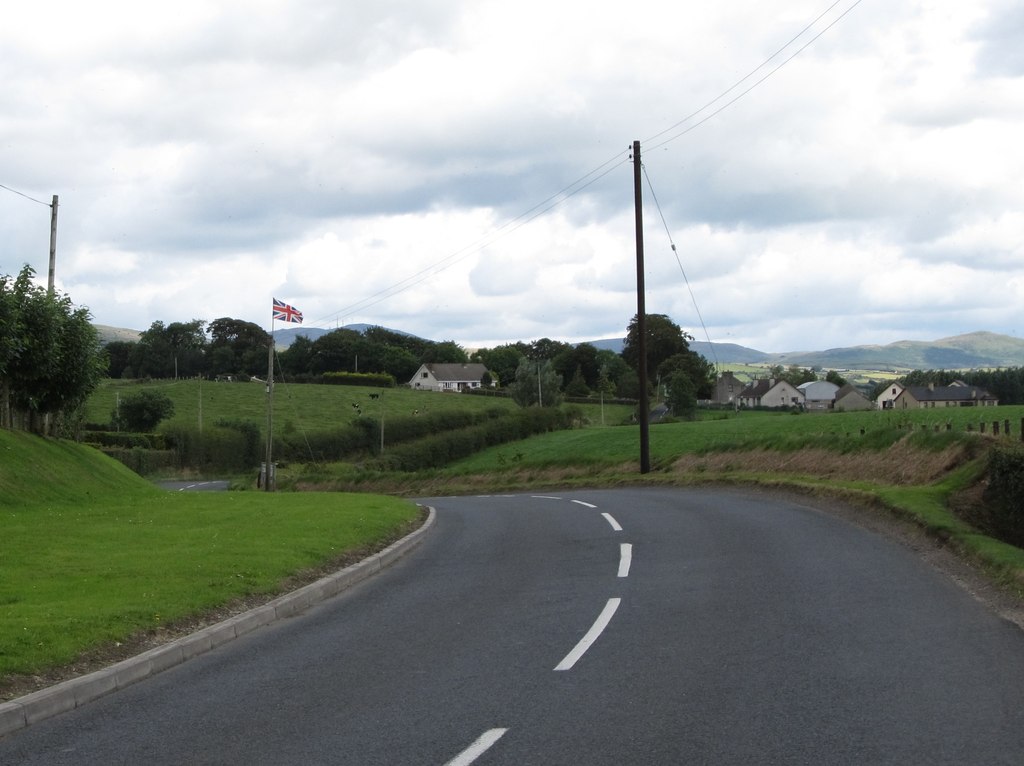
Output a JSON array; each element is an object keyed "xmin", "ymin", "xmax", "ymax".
[
  {"xmin": 797, "ymin": 380, "xmax": 839, "ymax": 412},
  {"xmin": 737, "ymin": 378, "xmax": 804, "ymax": 409},
  {"xmin": 892, "ymin": 381, "xmax": 998, "ymax": 409}
]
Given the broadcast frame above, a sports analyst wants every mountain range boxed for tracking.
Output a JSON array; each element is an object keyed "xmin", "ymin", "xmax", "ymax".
[{"xmin": 94, "ymin": 325, "xmax": 1024, "ymax": 371}]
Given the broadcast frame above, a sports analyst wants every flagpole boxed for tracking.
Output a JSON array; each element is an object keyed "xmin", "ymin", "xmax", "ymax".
[{"xmin": 264, "ymin": 309, "xmax": 275, "ymax": 492}]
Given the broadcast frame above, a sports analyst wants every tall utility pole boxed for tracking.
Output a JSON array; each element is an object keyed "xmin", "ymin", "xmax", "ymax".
[
  {"xmin": 633, "ymin": 140, "xmax": 651, "ymax": 474},
  {"xmin": 47, "ymin": 195, "xmax": 58, "ymax": 293}
]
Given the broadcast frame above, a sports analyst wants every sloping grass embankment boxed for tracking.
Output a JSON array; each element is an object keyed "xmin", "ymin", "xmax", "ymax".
[{"xmin": 0, "ymin": 429, "xmax": 419, "ymax": 699}]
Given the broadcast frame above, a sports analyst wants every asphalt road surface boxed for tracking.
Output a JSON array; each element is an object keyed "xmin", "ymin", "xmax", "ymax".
[{"xmin": 4, "ymin": 487, "xmax": 1024, "ymax": 764}]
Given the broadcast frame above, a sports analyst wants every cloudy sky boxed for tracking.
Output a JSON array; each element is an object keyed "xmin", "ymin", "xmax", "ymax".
[{"xmin": 2, "ymin": 0, "xmax": 1022, "ymax": 353}]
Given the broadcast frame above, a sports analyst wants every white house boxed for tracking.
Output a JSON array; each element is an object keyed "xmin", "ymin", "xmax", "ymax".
[
  {"xmin": 738, "ymin": 379, "xmax": 804, "ymax": 409},
  {"xmin": 875, "ymin": 382, "xmax": 904, "ymax": 410},
  {"xmin": 408, "ymin": 363, "xmax": 490, "ymax": 392}
]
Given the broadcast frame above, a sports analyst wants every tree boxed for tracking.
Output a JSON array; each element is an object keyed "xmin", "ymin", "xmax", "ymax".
[
  {"xmin": 621, "ymin": 314, "xmax": 690, "ymax": 382},
  {"xmin": 278, "ymin": 335, "xmax": 315, "ymax": 377},
  {"xmin": 105, "ymin": 341, "xmax": 137, "ymax": 379},
  {"xmin": 657, "ymin": 352, "xmax": 716, "ymax": 400},
  {"xmin": 113, "ymin": 389, "xmax": 175, "ymax": 432},
  {"xmin": 0, "ymin": 266, "xmax": 104, "ymax": 433},
  {"xmin": 509, "ymin": 358, "xmax": 563, "ymax": 407},
  {"xmin": 423, "ymin": 340, "xmax": 469, "ymax": 364},
  {"xmin": 208, "ymin": 317, "xmax": 270, "ymax": 377},
  {"xmin": 664, "ymin": 371, "xmax": 698, "ymax": 420},
  {"xmin": 824, "ymin": 370, "xmax": 848, "ymax": 387},
  {"xmin": 472, "ymin": 344, "xmax": 527, "ymax": 388},
  {"xmin": 553, "ymin": 343, "xmax": 601, "ymax": 390}
]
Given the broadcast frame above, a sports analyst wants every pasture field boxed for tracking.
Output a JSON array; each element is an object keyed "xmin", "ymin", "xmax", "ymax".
[{"xmin": 81, "ymin": 378, "xmax": 637, "ymax": 436}]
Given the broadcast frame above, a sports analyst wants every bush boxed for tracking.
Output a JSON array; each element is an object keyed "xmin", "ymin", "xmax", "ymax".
[
  {"xmin": 112, "ymin": 390, "xmax": 175, "ymax": 431},
  {"xmin": 982, "ymin": 444, "xmax": 1024, "ymax": 545}
]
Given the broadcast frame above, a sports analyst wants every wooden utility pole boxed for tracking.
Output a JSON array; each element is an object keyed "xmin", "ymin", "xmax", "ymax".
[
  {"xmin": 633, "ymin": 140, "xmax": 650, "ymax": 474},
  {"xmin": 47, "ymin": 195, "xmax": 58, "ymax": 293}
]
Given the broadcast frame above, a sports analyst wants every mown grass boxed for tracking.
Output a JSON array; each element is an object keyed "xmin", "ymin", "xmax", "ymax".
[{"xmin": 0, "ymin": 429, "xmax": 418, "ymax": 689}]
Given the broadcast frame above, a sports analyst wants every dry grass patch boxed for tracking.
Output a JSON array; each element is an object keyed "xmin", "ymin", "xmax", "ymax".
[{"xmin": 672, "ymin": 440, "xmax": 974, "ymax": 486}]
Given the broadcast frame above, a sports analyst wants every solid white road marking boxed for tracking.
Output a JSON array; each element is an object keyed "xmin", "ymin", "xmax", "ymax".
[
  {"xmin": 618, "ymin": 544, "xmax": 633, "ymax": 578},
  {"xmin": 602, "ymin": 512, "xmax": 622, "ymax": 531},
  {"xmin": 554, "ymin": 598, "xmax": 622, "ymax": 671},
  {"xmin": 531, "ymin": 495, "xmax": 562, "ymax": 500},
  {"xmin": 444, "ymin": 728, "xmax": 509, "ymax": 766},
  {"xmin": 572, "ymin": 499, "xmax": 597, "ymax": 508}
]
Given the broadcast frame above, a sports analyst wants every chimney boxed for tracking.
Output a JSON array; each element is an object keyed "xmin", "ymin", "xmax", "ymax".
[{"xmin": 928, "ymin": 382, "xmax": 935, "ymax": 391}]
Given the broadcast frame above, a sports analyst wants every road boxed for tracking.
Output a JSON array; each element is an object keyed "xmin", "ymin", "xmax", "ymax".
[{"xmin": 3, "ymin": 487, "xmax": 1024, "ymax": 764}]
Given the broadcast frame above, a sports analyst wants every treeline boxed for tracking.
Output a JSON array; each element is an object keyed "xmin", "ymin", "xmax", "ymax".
[
  {"xmin": 1, "ymin": 266, "xmax": 105, "ymax": 435},
  {"xmin": 104, "ymin": 313, "xmax": 716, "ymax": 409}
]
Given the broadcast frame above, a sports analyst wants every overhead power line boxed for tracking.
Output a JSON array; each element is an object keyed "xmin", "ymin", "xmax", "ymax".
[
  {"xmin": 0, "ymin": 182, "xmax": 51, "ymax": 207},
  {"xmin": 312, "ymin": 0, "xmax": 864, "ymax": 331}
]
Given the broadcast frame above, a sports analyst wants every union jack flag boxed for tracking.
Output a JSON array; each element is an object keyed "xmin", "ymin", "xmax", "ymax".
[{"xmin": 272, "ymin": 298, "xmax": 303, "ymax": 324}]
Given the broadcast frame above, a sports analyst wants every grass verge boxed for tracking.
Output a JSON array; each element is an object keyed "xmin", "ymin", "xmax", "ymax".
[{"xmin": 0, "ymin": 429, "xmax": 419, "ymax": 699}]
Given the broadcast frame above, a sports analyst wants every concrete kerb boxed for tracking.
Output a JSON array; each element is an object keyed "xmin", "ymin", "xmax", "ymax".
[{"xmin": 0, "ymin": 505, "xmax": 436, "ymax": 739}]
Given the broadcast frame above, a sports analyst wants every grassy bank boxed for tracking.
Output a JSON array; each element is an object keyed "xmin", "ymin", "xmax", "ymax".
[{"xmin": 0, "ymin": 429, "xmax": 419, "ymax": 697}]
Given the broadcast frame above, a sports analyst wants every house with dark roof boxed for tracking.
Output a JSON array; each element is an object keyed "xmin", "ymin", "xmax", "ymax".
[
  {"xmin": 893, "ymin": 381, "xmax": 998, "ymax": 409},
  {"xmin": 408, "ymin": 363, "xmax": 491, "ymax": 392}
]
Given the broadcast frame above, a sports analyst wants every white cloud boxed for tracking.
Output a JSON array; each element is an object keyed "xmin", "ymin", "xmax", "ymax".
[{"xmin": 2, "ymin": 0, "xmax": 1023, "ymax": 354}]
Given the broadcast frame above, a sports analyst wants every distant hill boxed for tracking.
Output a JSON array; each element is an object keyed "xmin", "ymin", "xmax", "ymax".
[
  {"xmin": 93, "ymin": 323, "xmax": 1024, "ymax": 371},
  {"xmin": 767, "ymin": 332, "xmax": 1024, "ymax": 370},
  {"xmin": 584, "ymin": 332, "xmax": 1024, "ymax": 370},
  {"xmin": 95, "ymin": 325, "xmax": 141, "ymax": 344}
]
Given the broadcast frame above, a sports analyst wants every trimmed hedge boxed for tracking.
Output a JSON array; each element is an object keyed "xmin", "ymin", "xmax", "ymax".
[
  {"xmin": 366, "ymin": 407, "xmax": 572, "ymax": 472},
  {"xmin": 982, "ymin": 444, "xmax": 1024, "ymax": 545},
  {"xmin": 322, "ymin": 372, "xmax": 396, "ymax": 388}
]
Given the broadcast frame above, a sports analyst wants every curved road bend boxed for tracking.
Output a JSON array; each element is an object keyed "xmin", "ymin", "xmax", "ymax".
[{"xmin": 3, "ymin": 487, "xmax": 1024, "ymax": 764}]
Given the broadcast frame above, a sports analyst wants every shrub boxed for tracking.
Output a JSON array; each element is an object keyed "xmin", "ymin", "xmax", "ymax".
[
  {"xmin": 982, "ymin": 444, "xmax": 1024, "ymax": 545},
  {"xmin": 112, "ymin": 390, "xmax": 175, "ymax": 431}
]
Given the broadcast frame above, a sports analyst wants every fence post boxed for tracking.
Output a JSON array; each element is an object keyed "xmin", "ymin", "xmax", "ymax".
[
  {"xmin": 993, "ymin": 421, "xmax": 1000, "ymax": 436},
  {"xmin": 981, "ymin": 422, "xmax": 986, "ymax": 434}
]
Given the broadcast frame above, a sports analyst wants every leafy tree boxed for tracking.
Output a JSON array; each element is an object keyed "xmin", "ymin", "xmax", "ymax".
[
  {"xmin": 208, "ymin": 317, "xmax": 270, "ymax": 377},
  {"xmin": 563, "ymin": 366, "xmax": 591, "ymax": 397},
  {"xmin": 310, "ymin": 328, "xmax": 366, "ymax": 374},
  {"xmin": 0, "ymin": 266, "xmax": 104, "ymax": 433},
  {"xmin": 113, "ymin": 389, "xmax": 175, "ymax": 431},
  {"xmin": 657, "ymin": 352, "xmax": 716, "ymax": 400},
  {"xmin": 622, "ymin": 314, "xmax": 691, "ymax": 382},
  {"xmin": 423, "ymin": 340, "xmax": 469, "ymax": 364},
  {"xmin": 509, "ymin": 358, "xmax": 563, "ymax": 407},
  {"xmin": 278, "ymin": 335, "xmax": 315, "ymax": 376},
  {"xmin": 665, "ymin": 371, "xmax": 698, "ymax": 420},
  {"xmin": 824, "ymin": 370, "xmax": 848, "ymax": 387},
  {"xmin": 553, "ymin": 343, "xmax": 601, "ymax": 390},
  {"xmin": 472, "ymin": 344, "xmax": 526, "ymax": 388},
  {"xmin": 165, "ymin": 319, "xmax": 207, "ymax": 378},
  {"xmin": 105, "ymin": 340, "xmax": 137, "ymax": 379}
]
